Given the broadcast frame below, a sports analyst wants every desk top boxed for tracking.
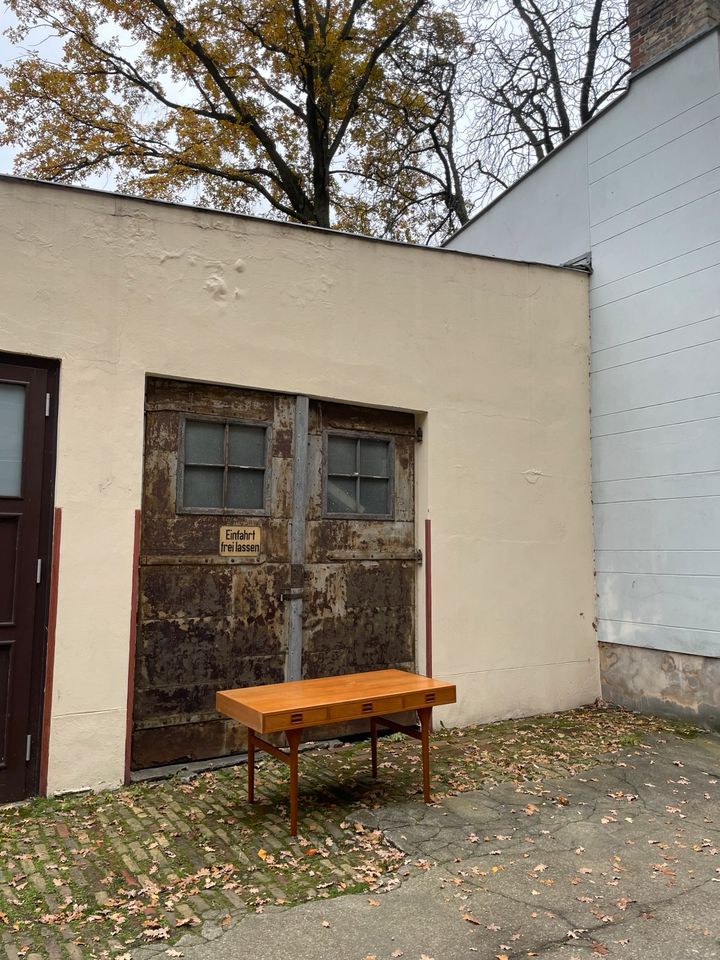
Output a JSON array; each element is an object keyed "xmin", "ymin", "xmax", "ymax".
[{"xmin": 216, "ymin": 669, "xmax": 456, "ymax": 734}]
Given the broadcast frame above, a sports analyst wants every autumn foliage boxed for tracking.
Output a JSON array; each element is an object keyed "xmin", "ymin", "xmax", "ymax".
[{"xmin": 1, "ymin": 0, "xmax": 629, "ymax": 242}]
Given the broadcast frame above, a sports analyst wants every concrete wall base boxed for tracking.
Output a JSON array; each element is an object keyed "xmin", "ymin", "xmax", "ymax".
[{"xmin": 599, "ymin": 642, "xmax": 720, "ymax": 730}]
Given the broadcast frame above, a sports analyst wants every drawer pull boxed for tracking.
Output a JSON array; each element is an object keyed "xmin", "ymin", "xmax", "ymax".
[
  {"xmin": 290, "ymin": 712, "xmax": 303, "ymax": 723},
  {"xmin": 425, "ymin": 693, "xmax": 435, "ymax": 703},
  {"xmin": 361, "ymin": 702, "xmax": 373, "ymax": 713}
]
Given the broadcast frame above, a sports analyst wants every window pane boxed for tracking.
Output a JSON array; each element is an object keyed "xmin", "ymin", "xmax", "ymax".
[
  {"xmin": 359, "ymin": 439, "xmax": 389, "ymax": 477},
  {"xmin": 228, "ymin": 425, "xmax": 265, "ymax": 468},
  {"xmin": 327, "ymin": 436, "xmax": 357, "ymax": 475},
  {"xmin": 184, "ymin": 465, "xmax": 223, "ymax": 508},
  {"xmin": 327, "ymin": 476, "xmax": 357, "ymax": 514},
  {"xmin": 359, "ymin": 478, "xmax": 390, "ymax": 515},
  {"xmin": 227, "ymin": 468, "xmax": 265, "ymax": 510},
  {"xmin": 0, "ymin": 384, "xmax": 25, "ymax": 496},
  {"xmin": 185, "ymin": 421, "xmax": 225, "ymax": 465}
]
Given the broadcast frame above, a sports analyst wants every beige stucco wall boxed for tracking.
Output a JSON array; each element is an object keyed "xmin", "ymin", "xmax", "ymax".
[{"xmin": 0, "ymin": 177, "xmax": 599, "ymax": 795}]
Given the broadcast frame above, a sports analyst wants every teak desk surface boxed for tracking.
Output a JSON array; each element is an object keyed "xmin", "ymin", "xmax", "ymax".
[{"xmin": 216, "ymin": 669, "xmax": 457, "ymax": 835}]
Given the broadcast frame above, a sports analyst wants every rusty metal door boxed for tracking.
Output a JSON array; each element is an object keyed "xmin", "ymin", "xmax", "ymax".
[
  {"xmin": 0, "ymin": 357, "xmax": 57, "ymax": 802},
  {"xmin": 302, "ymin": 401, "xmax": 416, "ymax": 680},
  {"xmin": 133, "ymin": 380, "xmax": 415, "ymax": 769}
]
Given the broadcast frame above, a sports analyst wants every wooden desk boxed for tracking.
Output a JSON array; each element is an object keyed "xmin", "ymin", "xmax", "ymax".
[{"xmin": 216, "ymin": 669, "xmax": 457, "ymax": 835}]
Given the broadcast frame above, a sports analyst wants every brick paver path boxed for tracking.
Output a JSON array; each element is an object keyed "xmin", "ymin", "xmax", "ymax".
[{"xmin": 0, "ymin": 706, "xmax": 695, "ymax": 959}]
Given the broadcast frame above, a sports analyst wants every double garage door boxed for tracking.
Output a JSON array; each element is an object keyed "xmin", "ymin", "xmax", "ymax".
[{"xmin": 132, "ymin": 378, "xmax": 417, "ymax": 768}]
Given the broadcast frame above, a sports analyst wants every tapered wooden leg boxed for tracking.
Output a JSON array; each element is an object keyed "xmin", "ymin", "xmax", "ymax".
[
  {"xmin": 286, "ymin": 729, "xmax": 302, "ymax": 836},
  {"xmin": 247, "ymin": 727, "xmax": 256, "ymax": 804},
  {"xmin": 418, "ymin": 707, "xmax": 432, "ymax": 803},
  {"xmin": 370, "ymin": 718, "xmax": 378, "ymax": 779}
]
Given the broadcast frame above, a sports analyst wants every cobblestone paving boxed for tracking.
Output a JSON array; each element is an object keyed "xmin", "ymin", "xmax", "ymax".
[{"xmin": 0, "ymin": 706, "xmax": 697, "ymax": 959}]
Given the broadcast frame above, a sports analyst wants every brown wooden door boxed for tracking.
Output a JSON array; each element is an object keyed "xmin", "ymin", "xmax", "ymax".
[{"xmin": 0, "ymin": 359, "xmax": 55, "ymax": 802}]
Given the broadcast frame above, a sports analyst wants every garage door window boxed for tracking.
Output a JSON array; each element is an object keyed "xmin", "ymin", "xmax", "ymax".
[
  {"xmin": 325, "ymin": 432, "xmax": 393, "ymax": 518},
  {"xmin": 179, "ymin": 418, "xmax": 269, "ymax": 513}
]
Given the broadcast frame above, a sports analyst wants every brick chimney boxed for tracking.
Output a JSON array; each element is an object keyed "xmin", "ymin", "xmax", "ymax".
[{"xmin": 629, "ymin": 0, "xmax": 720, "ymax": 71}]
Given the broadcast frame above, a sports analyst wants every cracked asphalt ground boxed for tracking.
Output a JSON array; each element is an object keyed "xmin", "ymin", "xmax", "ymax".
[{"xmin": 177, "ymin": 732, "xmax": 720, "ymax": 960}]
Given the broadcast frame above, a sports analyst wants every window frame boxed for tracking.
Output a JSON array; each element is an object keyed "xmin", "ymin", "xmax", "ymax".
[
  {"xmin": 322, "ymin": 428, "xmax": 395, "ymax": 520},
  {"xmin": 176, "ymin": 413, "xmax": 272, "ymax": 516}
]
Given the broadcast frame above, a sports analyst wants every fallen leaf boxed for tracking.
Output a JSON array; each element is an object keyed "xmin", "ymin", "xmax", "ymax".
[
  {"xmin": 463, "ymin": 914, "xmax": 482, "ymax": 925},
  {"xmin": 591, "ymin": 943, "xmax": 609, "ymax": 956},
  {"xmin": 321, "ymin": 920, "xmax": 330, "ymax": 928}
]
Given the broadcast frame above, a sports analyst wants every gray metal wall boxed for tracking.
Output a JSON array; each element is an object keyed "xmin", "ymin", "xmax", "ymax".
[{"xmin": 448, "ymin": 31, "xmax": 720, "ymax": 665}]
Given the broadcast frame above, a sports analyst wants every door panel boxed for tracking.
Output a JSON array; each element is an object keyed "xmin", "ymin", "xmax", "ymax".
[
  {"xmin": 0, "ymin": 361, "xmax": 53, "ymax": 802},
  {"xmin": 0, "ymin": 515, "xmax": 20, "ymax": 623},
  {"xmin": 302, "ymin": 401, "xmax": 416, "ymax": 682},
  {"xmin": 133, "ymin": 379, "xmax": 293, "ymax": 768}
]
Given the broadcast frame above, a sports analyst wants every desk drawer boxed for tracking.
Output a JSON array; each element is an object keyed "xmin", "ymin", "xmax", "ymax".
[
  {"xmin": 267, "ymin": 706, "xmax": 329, "ymax": 731},
  {"xmin": 329, "ymin": 696, "xmax": 404, "ymax": 721},
  {"xmin": 403, "ymin": 688, "xmax": 454, "ymax": 711}
]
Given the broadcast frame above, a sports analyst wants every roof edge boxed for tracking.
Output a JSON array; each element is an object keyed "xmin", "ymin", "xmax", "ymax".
[{"xmin": 0, "ymin": 172, "xmax": 584, "ymax": 275}]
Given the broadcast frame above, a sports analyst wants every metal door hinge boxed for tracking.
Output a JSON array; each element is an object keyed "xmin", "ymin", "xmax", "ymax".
[
  {"xmin": 415, "ymin": 426, "xmax": 423, "ymax": 442},
  {"xmin": 45, "ymin": 393, "xmax": 51, "ymax": 417},
  {"xmin": 36, "ymin": 559, "xmax": 42, "ymax": 584},
  {"xmin": 415, "ymin": 549, "xmax": 423, "ymax": 566},
  {"xmin": 26, "ymin": 735, "xmax": 31, "ymax": 763}
]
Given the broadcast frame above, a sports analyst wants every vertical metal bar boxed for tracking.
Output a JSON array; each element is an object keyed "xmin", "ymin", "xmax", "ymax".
[
  {"xmin": 287, "ymin": 396, "xmax": 309, "ymax": 681},
  {"xmin": 124, "ymin": 509, "xmax": 142, "ymax": 785},
  {"xmin": 424, "ymin": 518, "xmax": 433, "ymax": 678}
]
